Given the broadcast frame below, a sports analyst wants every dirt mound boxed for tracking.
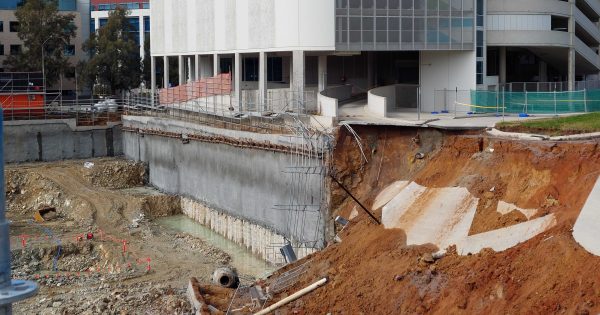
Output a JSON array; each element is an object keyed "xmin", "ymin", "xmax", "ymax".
[
  {"xmin": 79, "ymin": 159, "xmax": 147, "ymax": 189},
  {"xmin": 261, "ymin": 126, "xmax": 600, "ymax": 314}
]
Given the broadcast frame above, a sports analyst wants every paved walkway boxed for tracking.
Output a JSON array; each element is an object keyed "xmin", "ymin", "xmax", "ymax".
[{"xmin": 337, "ymin": 99, "xmax": 539, "ymax": 130}]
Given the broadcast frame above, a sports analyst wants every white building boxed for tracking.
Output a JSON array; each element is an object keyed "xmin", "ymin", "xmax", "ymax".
[{"xmin": 149, "ymin": 0, "xmax": 600, "ymax": 114}]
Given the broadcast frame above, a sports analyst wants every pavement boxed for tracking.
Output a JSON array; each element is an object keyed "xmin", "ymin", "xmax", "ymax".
[{"xmin": 337, "ymin": 99, "xmax": 541, "ymax": 130}]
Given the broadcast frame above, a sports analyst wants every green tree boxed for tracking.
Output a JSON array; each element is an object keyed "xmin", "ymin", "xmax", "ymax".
[
  {"xmin": 82, "ymin": 6, "xmax": 141, "ymax": 94},
  {"xmin": 3, "ymin": 0, "xmax": 77, "ymax": 86},
  {"xmin": 142, "ymin": 33, "xmax": 151, "ymax": 87}
]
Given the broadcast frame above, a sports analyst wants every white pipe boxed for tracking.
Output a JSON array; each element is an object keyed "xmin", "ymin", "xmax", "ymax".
[{"xmin": 254, "ymin": 278, "xmax": 328, "ymax": 315}]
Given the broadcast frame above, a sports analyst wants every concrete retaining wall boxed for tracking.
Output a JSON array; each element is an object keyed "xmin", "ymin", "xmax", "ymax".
[
  {"xmin": 4, "ymin": 119, "xmax": 122, "ymax": 163},
  {"xmin": 181, "ymin": 197, "xmax": 317, "ymax": 264},
  {"xmin": 122, "ymin": 116, "xmax": 327, "ymax": 253}
]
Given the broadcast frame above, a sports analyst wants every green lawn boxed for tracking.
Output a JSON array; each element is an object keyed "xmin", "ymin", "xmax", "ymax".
[{"xmin": 496, "ymin": 113, "xmax": 600, "ymax": 136}]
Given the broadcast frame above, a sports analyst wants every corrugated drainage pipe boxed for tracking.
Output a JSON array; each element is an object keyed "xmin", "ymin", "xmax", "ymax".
[{"xmin": 0, "ymin": 110, "xmax": 38, "ymax": 315}]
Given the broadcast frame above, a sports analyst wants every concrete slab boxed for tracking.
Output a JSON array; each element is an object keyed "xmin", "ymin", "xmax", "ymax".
[
  {"xmin": 378, "ymin": 181, "xmax": 555, "ymax": 255},
  {"xmin": 455, "ymin": 214, "xmax": 556, "ymax": 255},
  {"xmin": 497, "ymin": 201, "xmax": 538, "ymax": 219},
  {"xmin": 573, "ymin": 176, "xmax": 600, "ymax": 256},
  {"xmin": 382, "ymin": 182, "xmax": 479, "ymax": 250},
  {"xmin": 372, "ymin": 180, "xmax": 409, "ymax": 211}
]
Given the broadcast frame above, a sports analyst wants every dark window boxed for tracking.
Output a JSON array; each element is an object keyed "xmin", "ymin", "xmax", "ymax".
[
  {"xmin": 486, "ymin": 48, "xmax": 499, "ymax": 76},
  {"xmin": 144, "ymin": 16, "xmax": 150, "ymax": 32},
  {"xmin": 0, "ymin": 21, "xmax": 3, "ymax": 32},
  {"xmin": 268, "ymin": 57, "xmax": 282, "ymax": 82},
  {"xmin": 99, "ymin": 18, "xmax": 108, "ymax": 27},
  {"xmin": 9, "ymin": 21, "xmax": 19, "ymax": 32},
  {"xmin": 64, "ymin": 45, "xmax": 75, "ymax": 56},
  {"xmin": 0, "ymin": 44, "xmax": 3, "ymax": 55},
  {"xmin": 10, "ymin": 44, "xmax": 21, "ymax": 55}
]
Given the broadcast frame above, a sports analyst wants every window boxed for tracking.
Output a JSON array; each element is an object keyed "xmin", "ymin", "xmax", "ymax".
[
  {"xmin": 64, "ymin": 45, "xmax": 75, "ymax": 56},
  {"xmin": 9, "ymin": 21, "xmax": 19, "ymax": 32},
  {"xmin": 144, "ymin": 16, "xmax": 150, "ymax": 32},
  {"xmin": 0, "ymin": 21, "xmax": 3, "ymax": 32},
  {"xmin": 0, "ymin": 44, "xmax": 3, "ymax": 55},
  {"xmin": 142, "ymin": 2, "xmax": 149, "ymax": 9},
  {"xmin": 10, "ymin": 45, "xmax": 21, "ymax": 55}
]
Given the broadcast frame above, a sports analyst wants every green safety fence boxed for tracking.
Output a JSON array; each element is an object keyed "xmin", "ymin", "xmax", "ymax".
[{"xmin": 469, "ymin": 89, "xmax": 600, "ymax": 114}]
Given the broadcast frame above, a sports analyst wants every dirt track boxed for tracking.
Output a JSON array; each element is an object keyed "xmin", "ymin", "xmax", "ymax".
[{"xmin": 5, "ymin": 158, "xmax": 234, "ymax": 314}]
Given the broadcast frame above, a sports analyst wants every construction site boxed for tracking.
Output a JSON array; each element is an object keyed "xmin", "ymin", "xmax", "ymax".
[{"xmin": 0, "ymin": 64, "xmax": 598, "ymax": 315}]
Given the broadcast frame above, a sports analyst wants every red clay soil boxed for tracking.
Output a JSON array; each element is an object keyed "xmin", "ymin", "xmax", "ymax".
[{"xmin": 267, "ymin": 125, "xmax": 600, "ymax": 314}]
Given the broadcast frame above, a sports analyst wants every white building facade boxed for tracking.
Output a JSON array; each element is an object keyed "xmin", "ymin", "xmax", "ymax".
[{"xmin": 149, "ymin": 0, "xmax": 600, "ymax": 113}]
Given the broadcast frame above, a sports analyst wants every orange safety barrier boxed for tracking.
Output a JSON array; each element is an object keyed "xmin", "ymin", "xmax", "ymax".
[
  {"xmin": 158, "ymin": 73, "xmax": 232, "ymax": 105},
  {"xmin": 0, "ymin": 93, "xmax": 45, "ymax": 116}
]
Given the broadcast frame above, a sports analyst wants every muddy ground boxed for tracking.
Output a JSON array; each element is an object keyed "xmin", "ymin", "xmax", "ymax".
[{"xmin": 5, "ymin": 158, "xmax": 243, "ymax": 314}]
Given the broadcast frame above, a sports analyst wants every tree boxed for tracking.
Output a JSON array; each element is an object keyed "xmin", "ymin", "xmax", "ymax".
[
  {"xmin": 82, "ymin": 6, "xmax": 141, "ymax": 94},
  {"xmin": 3, "ymin": 0, "xmax": 77, "ymax": 86}
]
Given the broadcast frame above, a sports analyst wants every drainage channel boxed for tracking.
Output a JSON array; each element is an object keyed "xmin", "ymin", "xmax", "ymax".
[{"xmin": 156, "ymin": 215, "xmax": 276, "ymax": 278}]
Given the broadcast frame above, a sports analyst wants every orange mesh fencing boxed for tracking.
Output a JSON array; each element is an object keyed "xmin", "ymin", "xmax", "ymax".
[{"xmin": 159, "ymin": 73, "xmax": 232, "ymax": 105}]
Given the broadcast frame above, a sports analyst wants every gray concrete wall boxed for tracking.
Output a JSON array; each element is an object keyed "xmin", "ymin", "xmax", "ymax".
[
  {"xmin": 123, "ymin": 116, "xmax": 326, "ymax": 247},
  {"xmin": 4, "ymin": 119, "xmax": 122, "ymax": 163}
]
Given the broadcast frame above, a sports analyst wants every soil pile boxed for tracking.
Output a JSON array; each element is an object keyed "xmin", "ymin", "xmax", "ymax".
[{"xmin": 265, "ymin": 126, "xmax": 600, "ymax": 314}]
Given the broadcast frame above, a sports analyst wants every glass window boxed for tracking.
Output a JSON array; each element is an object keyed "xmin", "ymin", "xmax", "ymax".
[
  {"xmin": 0, "ymin": 44, "xmax": 3, "ymax": 55},
  {"xmin": 64, "ymin": 45, "xmax": 75, "ymax": 56},
  {"xmin": 144, "ymin": 16, "xmax": 150, "ymax": 32},
  {"xmin": 9, "ymin": 21, "xmax": 18, "ymax": 32},
  {"xmin": 0, "ymin": 21, "xmax": 3, "ymax": 32},
  {"xmin": 10, "ymin": 45, "xmax": 21, "ymax": 55},
  {"xmin": 142, "ymin": 2, "xmax": 150, "ymax": 9},
  {"xmin": 99, "ymin": 18, "xmax": 108, "ymax": 27}
]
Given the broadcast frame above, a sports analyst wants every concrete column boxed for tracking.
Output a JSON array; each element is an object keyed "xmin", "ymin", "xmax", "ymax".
[
  {"xmin": 138, "ymin": 15, "xmax": 145, "ymax": 60},
  {"xmin": 94, "ymin": 17, "xmax": 99, "ymax": 32},
  {"xmin": 194, "ymin": 55, "xmax": 200, "ymax": 81},
  {"xmin": 499, "ymin": 47, "xmax": 507, "ymax": 84},
  {"xmin": 568, "ymin": 48, "xmax": 576, "ymax": 90},
  {"xmin": 234, "ymin": 53, "xmax": 242, "ymax": 110},
  {"xmin": 291, "ymin": 51, "xmax": 305, "ymax": 108},
  {"xmin": 259, "ymin": 51, "xmax": 268, "ymax": 110},
  {"xmin": 213, "ymin": 54, "xmax": 220, "ymax": 76},
  {"xmin": 178, "ymin": 55, "xmax": 184, "ymax": 85},
  {"xmin": 163, "ymin": 56, "xmax": 169, "ymax": 88},
  {"xmin": 318, "ymin": 55, "xmax": 328, "ymax": 92},
  {"xmin": 187, "ymin": 56, "xmax": 193, "ymax": 82},
  {"xmin": 568, "ymin": 0, "xmax": 576, "ymax": 91}
]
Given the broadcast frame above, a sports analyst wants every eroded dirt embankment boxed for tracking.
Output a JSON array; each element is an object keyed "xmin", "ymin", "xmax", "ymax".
[{"xmin": 269, "ymin": 126, "xmax": 600, "ymax": 314}]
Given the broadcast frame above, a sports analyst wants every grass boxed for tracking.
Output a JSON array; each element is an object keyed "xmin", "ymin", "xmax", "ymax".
[{"xmin": 496, "ymin": 112, "xmax": 600, "ymax": 136}]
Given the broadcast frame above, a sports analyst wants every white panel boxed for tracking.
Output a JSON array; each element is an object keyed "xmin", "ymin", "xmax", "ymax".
[
  {"xmin": 150, "ymin": 0, "xmax": 336, "ymax": 56},
  {"xmin": 419, "ymin": 51, "xmax": 477, "ymax": 112},
  {"xmin": 487, "ymin": 14, "xmax": 551, "ymax": 31}
]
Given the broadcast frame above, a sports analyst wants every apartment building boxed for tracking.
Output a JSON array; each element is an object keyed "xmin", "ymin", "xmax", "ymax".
[
  {"xmin": 90, "ymin": 0, "xmax": 150, "ymax": 60},
  {"xmin": 0, "ymin": 0, "xmax": 90, "ymax": 94}
]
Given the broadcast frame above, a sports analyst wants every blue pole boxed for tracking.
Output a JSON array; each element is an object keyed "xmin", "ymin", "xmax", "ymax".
[{"xmin": 0, "ymin": 108, "xmax": 38, "ymax": 314}]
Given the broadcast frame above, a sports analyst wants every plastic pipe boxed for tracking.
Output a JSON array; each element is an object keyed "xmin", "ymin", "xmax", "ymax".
[
  {"xmin": 254, "ymin": 278, "xmax": 327, "ymax": 315},
  {"xmin": 0, "ymin": 109, "xmax": 38, "ymax": 315}
]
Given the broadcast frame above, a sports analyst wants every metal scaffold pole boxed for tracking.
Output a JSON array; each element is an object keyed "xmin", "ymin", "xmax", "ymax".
[{"xmin": 0, "ymin": 109, "xmax": 38, "ymax": 315}]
